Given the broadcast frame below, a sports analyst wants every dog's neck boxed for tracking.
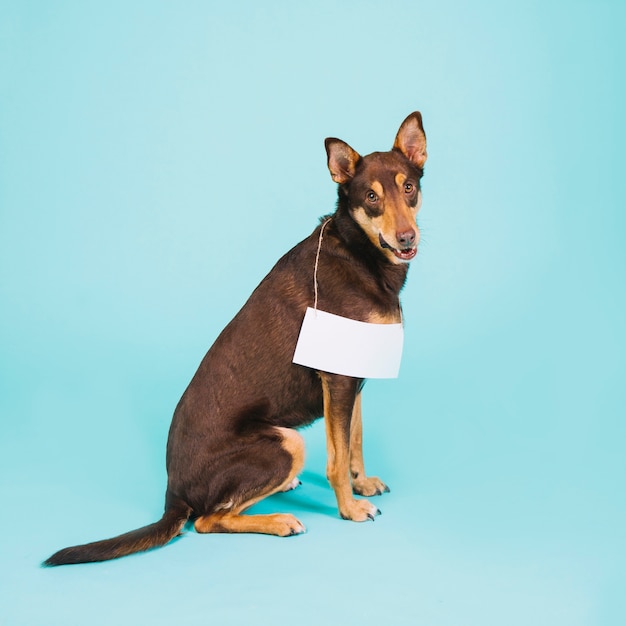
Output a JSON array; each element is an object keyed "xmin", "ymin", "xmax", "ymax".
[{"xmin": 328, "ymin": 202, "xmax": 409, "ymax": 297}]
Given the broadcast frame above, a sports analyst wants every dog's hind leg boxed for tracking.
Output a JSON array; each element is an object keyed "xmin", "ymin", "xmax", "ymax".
[
  {"xmin": 196, "ymin": 510, "xmax": 305, "ymax": 536},
  {"xmin": 194, "ymin": 427, "xmax": 306, "ymax": 537},
  {"xmin": 349, "ymin": 392, "xmax": 390, "ymax": 497}
]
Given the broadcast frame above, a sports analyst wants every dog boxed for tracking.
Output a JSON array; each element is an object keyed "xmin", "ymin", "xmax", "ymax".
[{"xmin": 44, "ymin": 111, "xmax": 427, "ymax": 565}]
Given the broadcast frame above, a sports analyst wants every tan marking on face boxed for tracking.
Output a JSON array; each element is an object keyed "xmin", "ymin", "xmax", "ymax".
[
  {"xmin": 395, "ymin": 172, "xmax": 421, "ymax": 218},
  {"xmin": 370, "ymin": 180, "xmax": 384, "ymax": 198},
  {"xmin": 352, "ymin": 206, "xmax": 392, "ymax": 254},
  {"xmin": 353, "ymin": 200, "xmax": 419, "ymax": 265},
  {"xmin": 352, "ymin": 207, "xmax": 380, "ymax": 244},
  {"xmin": 395, "ymin": 172, "xmax": 407, "ymax": 188}
]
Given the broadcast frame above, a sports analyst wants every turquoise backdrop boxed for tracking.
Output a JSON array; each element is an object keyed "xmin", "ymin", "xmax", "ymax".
[{"xmin": 1, "ymin": 1, "xmax": 624, "ymax": 624}]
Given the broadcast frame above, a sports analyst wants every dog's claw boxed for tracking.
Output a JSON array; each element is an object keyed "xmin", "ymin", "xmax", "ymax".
[{"xmin": 282, "ymin": 477, "xmax": 302, "ymax": 492}]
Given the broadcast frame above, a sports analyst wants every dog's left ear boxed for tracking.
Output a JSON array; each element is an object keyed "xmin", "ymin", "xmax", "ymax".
[
  {"xmin": 393, "ymin": 112, "xmax": 427, "ymax": 168},
  {"xmin": 325, "ymin": 138, "xmax": 361, "ymax": 184}
]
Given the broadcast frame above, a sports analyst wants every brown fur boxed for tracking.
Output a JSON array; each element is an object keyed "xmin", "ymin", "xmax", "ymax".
[{"xmin": 44, "ymin": 112, "xmax": 427, "ymax": 565}]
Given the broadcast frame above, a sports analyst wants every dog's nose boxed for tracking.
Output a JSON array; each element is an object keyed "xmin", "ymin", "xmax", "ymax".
[{"xmin": 396, "ymin": 229, "xmax": 416, "ymax": 248}]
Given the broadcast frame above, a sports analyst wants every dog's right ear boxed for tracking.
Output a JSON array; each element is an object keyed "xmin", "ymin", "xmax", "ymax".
[
  {"xmin": 393, "ymin": 112, "xmax": 427, "ymax": 168},
  {"xmin": 325, "ymin": 138, "xmax": 361, "ymax": 184}
]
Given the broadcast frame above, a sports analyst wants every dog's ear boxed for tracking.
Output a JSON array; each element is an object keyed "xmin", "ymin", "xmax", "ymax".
[
  {"xmin": 393, "ymin": 112, "xmax": 427, "ymax": 168},
  {"xmin": 325, "ymin": 138, "xmax": 361, "ymax": 184}
]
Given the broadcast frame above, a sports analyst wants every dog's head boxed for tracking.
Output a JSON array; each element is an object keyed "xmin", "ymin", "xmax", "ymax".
[{"xmin": 325, "ymin": 112, "xmax": 427, "ymax": 264}]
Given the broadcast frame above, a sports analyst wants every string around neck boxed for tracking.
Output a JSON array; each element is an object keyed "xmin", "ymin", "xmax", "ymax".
[{"xmin": 313, "ymin": 218, "xmax": 332, "ymax": 312}]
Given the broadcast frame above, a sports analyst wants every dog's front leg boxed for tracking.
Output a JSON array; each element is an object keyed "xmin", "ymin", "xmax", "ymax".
[
  {"xmin": 350, "ymin": 392, "xmax": 390, "ymax": 497},
  {"xmin": 320, "ymin": 374, "xmax": 381, "ymax": 522}
]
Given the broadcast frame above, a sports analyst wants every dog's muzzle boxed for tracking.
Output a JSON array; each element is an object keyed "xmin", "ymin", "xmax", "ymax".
[{"xmin": 379, "ymin": 233, "xmax": 418, "ymax": 261}]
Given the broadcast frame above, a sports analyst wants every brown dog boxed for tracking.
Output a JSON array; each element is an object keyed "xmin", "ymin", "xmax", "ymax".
[{"xmin": 44, "ymin": 112, "xmax": 427, "ymax": 565}]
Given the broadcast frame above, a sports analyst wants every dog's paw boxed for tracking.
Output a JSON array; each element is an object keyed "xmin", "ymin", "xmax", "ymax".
[
  {"xmin": 339, "ymin": 498, "xmax": 381, "ymax": 522},
  {"xmin": 352, "ymin": 475, "xmax": 390, "ymax": 497},
  {"xmin": 281, "ymin": 477, "xmax": 302, "ymax": 492},
  {"xmin": 272, "ymin": 514, "xmax": 306, "ymax": 536}
]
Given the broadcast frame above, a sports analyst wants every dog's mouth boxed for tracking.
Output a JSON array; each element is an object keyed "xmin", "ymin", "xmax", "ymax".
[{"xmin": 379, "ymin": 234, "xmax": 417, "ymax": 261}]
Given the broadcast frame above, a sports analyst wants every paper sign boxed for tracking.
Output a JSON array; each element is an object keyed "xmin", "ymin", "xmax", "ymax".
[{"xmin": 292, "ymin": 307, "xmax": 404, "ymax": 378}]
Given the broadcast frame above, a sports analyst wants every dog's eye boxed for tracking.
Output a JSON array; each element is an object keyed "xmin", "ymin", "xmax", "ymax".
[
  {"xmin": 404, "ymin": 183, "xmax": 414, "ymax": 193},
  {"xmin": 366, "ymin": 190, "xmax": 378, "ymax": 203}
]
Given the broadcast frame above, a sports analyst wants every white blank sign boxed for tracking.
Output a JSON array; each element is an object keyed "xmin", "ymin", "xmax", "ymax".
[{"xmin": 292, "ymin": 307, "xmax": 404, "ymax": 379}]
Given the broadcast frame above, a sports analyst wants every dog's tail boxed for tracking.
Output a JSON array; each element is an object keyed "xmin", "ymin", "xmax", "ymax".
[{"xmin": 43, "ymin": 498, "xmax": 192, "ymax": 566}]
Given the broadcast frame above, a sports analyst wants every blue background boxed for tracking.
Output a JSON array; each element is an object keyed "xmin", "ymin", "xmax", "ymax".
[{"xmin": 1, "ymin": 1, "xmax": 624, "ymax": 624}]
